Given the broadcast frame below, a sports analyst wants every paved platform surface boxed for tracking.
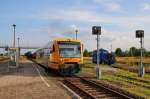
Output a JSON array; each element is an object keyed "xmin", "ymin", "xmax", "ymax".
[{"xmin": 0, "ymin": 61, "xmax": 71, "ymax": 99}]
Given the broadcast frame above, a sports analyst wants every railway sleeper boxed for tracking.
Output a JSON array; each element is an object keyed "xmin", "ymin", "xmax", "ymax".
[
  {"xmin": 69, "ymin": 81, "xmax": 118, "ymax": 99},
  {"xmin": 89, "ymin": 91, "xmax": 115, "ymax": 98},
  {"xmin": 79, "ymin": 77, "xmax": 133, "ymax": 99},
  {"xmin": 64, "ymin": 77, "xmax": 134, "ymax": 99},
  {"xmin": 64, "ymin": 80, "xmax": 96, "ymax": 99}
]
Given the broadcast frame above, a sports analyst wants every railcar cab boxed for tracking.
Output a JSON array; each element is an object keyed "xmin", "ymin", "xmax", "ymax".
[{"xmin": 49, "ymin": 38, "xmax": 83, "ymax": 75}]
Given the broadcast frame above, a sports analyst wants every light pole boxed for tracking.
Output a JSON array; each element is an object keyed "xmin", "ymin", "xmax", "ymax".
[
  {"xmin": 17, "ymin": 37, "xmax": 20, "ymax": 48},
  {"xmin": 75, "ymin": 29, "xmax": 78, "ymax": 40},
  {"xmin": 92, "ymin": 26, "xmax": 101, "ymax": 79},
  {"xmin": 110, "ymin": 44, "xmax": 112, "ymax": 53},
  {"xmin": 12, "ymin": 24, "xmax": 16, "ymax": 48},
  {"xmin": 17, "ymin": 37, "xmax": 20, "ymax": 57},
  {"xmin": 136, "ymin": 30, "xmax": 145, "ymax": 77}
]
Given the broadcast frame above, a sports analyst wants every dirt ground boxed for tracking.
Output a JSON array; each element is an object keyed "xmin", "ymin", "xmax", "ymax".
[{"xmin": 0, "ymin": 60, "xmax": 71, "ymax": 99}]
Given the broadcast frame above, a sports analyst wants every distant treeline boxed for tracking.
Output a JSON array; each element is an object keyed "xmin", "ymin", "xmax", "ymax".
[
  {"xmin": 22, "ymin": 47, "xmax": 150, "ymax": 58},
  {"xmin": 83, "ymin": 47, "xmax": 150, "ymax": 57}
]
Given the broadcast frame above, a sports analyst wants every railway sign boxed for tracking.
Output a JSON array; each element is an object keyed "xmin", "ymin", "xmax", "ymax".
[
  {"xmin": 136, "ymin": 30, "xmax": 144, "ymax": 38},
  {"xmin": 92, "ymin": 26, "xmax": 101, "ymax": 35}
]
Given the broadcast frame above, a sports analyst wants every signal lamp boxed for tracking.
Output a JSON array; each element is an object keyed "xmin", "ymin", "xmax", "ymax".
[
  {"xmin": 136, "ymin": 30, "xmax": 144, "ymax": 38},
  {"xmin": 92, "ymin": 26, "xmax": 101, "ymax": 35}
]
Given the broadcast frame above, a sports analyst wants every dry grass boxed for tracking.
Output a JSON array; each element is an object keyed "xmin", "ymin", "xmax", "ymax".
[
  {"xmin": 0, "ymin": 56, "xmax": 9, "ymax": 61},
  {"xmin": 83, "ymin": 57, "xmax": 150, "ymax": 71},
  {"xmin": 116, "ymin": 57, "xmax": 150, "ymax": 64},
  {"xmin": 84, "ymin": 56, "xmax": 150, "ymax": 64}
]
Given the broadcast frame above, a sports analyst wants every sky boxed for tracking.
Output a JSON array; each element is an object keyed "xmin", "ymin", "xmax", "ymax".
[{"xmin": 0, "ymin": 0, "xmax": 150, "ymax": 53}]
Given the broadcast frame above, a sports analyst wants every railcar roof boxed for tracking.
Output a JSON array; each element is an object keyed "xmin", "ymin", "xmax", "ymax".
[{"xmin": 54, "ymin": 38, "xmax": 81, "ymax": 42}]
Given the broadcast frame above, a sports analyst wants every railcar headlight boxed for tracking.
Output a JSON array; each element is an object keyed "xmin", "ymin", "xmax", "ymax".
[{"xmin": 60, "ymin": 58, "xmax": 63, "ymax": 62}]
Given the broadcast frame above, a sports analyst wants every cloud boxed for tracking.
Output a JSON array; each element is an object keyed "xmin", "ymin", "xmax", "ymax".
[
  {"xmin": 94, "ymin": 0, "xmax": 121, "ymax": 4},
  {"xmin": 39, "ymin": 10, "xmax": 150, "ymax": 30},
  {"xmin": 143, "ymin": 3, "xmax": 150, "ymax": 10},
  {"xmin": 70, "ymin": 24, "xmax": 78, "ymax": 31},
  {"xmin": 105, "ymin": 3, "xmax": 121, "ymax": 12},
  {"xmin": 27, "ymin": 8, "xmax": 150, "ymax": 50},
  {"xmin": 33, "ymin": 9, "xmax": 150, "ymax": 30},
  {"xmin": 47, "ymin": 24, "xmax": 79, "ymax": 39},
  {"xmin": 77, "ymin": 27, "xmax": 126, "ymax": 51},
  {"xmin": 93, "ymin": 0, "xmax": 121, "ymax": 12},
  {"xmin": 20, "ymin": 4, "xmax": 150, "ymax": 51}
]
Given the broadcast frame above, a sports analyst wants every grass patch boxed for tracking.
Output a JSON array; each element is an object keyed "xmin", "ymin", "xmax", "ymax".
[{"xmin": 79, "ymin": 58, "xmax": 150, "ymax": 98}]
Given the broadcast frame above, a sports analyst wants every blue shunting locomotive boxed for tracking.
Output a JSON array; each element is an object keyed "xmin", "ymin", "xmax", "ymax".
[{"xmin": 92, "ymin": 49, "xmax": 115, "ymax": 65}]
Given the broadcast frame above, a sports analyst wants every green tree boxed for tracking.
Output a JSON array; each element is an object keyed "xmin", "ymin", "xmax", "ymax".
[
  {"xmin": 142, "ymin": 48, "xmax": 148, "ymax": 57},
  {"xmin": 88, "ymin": 51, "xmax": 93, "ymax": 57},
  {"xmin": 148, "ymin": 51, "xmax": 150, "ymax": 57},
  {"xmin": 128, "ymin": 47, "xmax": 148, "ymax": 57},
  {"xmin": 128, "ymin": 47, "xmax": 138, "ymax": 56},
  {"xmin": 115, "ymin": 48, "xmax": 123, "ymax": 57},
  {"xmin": 83, "ymin": 49, "xmax": 89, "ymax": 57}
]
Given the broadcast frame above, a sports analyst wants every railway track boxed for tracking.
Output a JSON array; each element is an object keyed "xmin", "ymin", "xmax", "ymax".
[
  {"xmin": 63, "ymin": 76, "xmax": 133, "ymax": 99},
  {"xmin": 32, "ymin": 60, "xmax": 142, "ymax": 99}
]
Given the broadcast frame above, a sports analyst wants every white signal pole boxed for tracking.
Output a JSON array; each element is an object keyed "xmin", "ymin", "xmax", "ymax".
[
  {"xmin": 12, "ymin": 24, "xmax": 16, "ymax": 48},
  {"xmin": 96, "ymin": 33, "xmax": 101, "ymax": 79},
  {"xmin": 136, "ymin": 30, "xmax": 145, "ymax": 77},
  {"xmin": 92, "ymin": 26, "xmax": 101, "ymax": 79}
]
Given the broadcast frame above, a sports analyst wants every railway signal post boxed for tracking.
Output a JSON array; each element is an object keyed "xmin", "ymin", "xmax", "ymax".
[
  {"xmin": 92, "ymin": 26, "xmax": 101, "ymax": 79},
  {"xmin": 136, "ymin": 30, "xmax": 145, "ymax": 77},
  {"xmin": 12, "ymin": 24, "xmax": 16, "ymax": 48},
  {"xmin": 75, "ymin": 29, "xmax": 78, "ymax": 40}
]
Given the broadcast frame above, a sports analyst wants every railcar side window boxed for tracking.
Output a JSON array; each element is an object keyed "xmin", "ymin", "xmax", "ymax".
[
  {"xmin": 78, "ymin": 46, "xmax": 81, "ymax": 53},
  {"xmin": 53, "ymin": 45, "xmax": 55, "ymax": 52}
]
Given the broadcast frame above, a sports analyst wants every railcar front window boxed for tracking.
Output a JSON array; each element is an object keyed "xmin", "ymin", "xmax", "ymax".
[{"xmin": 59, "ymin": 42, "xmax": 81, "ymax": 58}]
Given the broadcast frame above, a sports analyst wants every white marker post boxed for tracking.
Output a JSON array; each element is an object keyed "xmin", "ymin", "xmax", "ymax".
[
  {"xmin": 92, "ymin": 26, "xmax": 101, "ymax": 79},
  {"xmin": 136, "ymin": 30, "xmax": 145, "ymax": 77}
]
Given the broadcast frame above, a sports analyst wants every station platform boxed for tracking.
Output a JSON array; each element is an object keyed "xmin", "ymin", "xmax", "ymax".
[{"xmin": 0, "ymin": 60, "xmax": 71, "ymax": 99}]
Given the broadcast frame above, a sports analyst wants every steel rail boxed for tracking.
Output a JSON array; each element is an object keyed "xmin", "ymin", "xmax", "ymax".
[{"xmin": 63, "ymin": 76, "xmax": 134, "ymax": 99}]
